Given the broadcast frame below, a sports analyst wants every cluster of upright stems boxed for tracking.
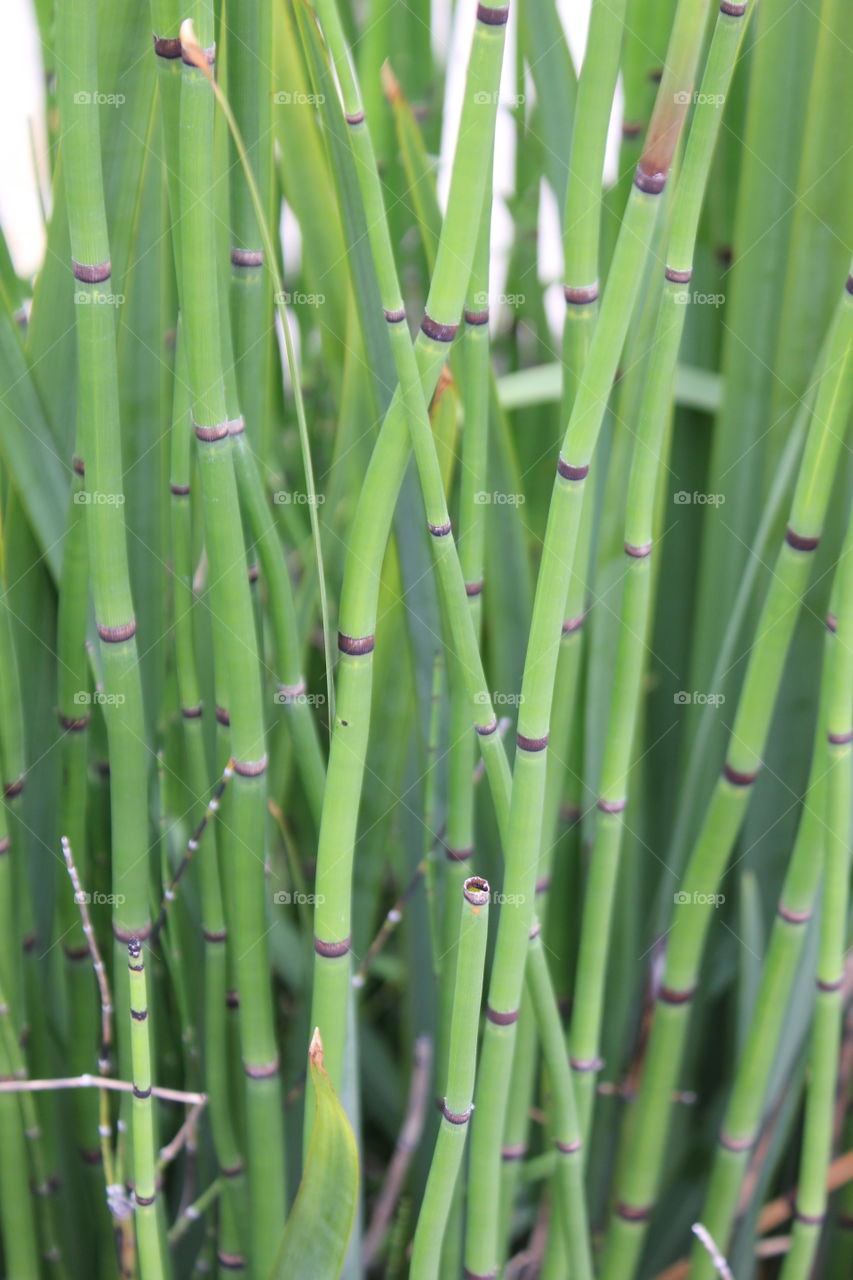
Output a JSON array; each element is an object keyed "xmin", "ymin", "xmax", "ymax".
[{"xmin": 0, "ymin": 0, "xmax": 846, "ymax": 1277}]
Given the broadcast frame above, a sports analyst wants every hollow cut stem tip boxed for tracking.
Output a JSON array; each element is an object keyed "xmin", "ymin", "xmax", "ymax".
[
  {"xmin": 309, "ymin": 1027, "xmax": 325, "ymax": 1069},
  {"xmin": 463, "ymin": 876, "xmax": 490, "ymax": 907}
]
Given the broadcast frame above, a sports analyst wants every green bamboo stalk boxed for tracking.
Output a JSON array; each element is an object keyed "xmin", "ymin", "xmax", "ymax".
[
  {"xmin": 0, "ymin": 949, "xmax": 40, "ymax": 1280},
  {"xmin": 465, "ymin": 3, "xmax": 709, "ymax": 1273},
  {"xmin": 176, "ymin": 13, "xmax": 286, "ymax": 1276},
  {"xmin": 778, "ymin": 513, "xmax": 853, "ymax": 1280},
  {"xmin": 569, "ymin": 0, "xmax": 753, "ymax": 1141},
  {"xmin": 410, "ymin": 877, "xmax": 490, "ymax": 1279},
  {"xmin": 126, "ymin": 941, "xmax": 167, "ymax": 1280},
  {"xmin": 601, "ymin": 263, "xmax": 853, "ymax": 1279}
]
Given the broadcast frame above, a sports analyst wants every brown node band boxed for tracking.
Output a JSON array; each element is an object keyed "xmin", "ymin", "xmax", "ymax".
[
  {"xmin": 226, "ymin": 990, "xmax": 240, "ymax": 1009},
  {"xmin": 486, "ymin": 1005, "xmax": 519, "ymax": 1026},
  {"xmin": 113, "ymin": 921, "xmax": 153, "ymax": 944},
  {"xmin": 785, "ymin": 526, "xmax": 820, "ymax": 552},
  {"xmin": 227, "ymin": 417, "xmax": 245, "ymax": 436},
  {"xmin": 59, "ymin": 713, "xmax": 89, "ymax": 732},
  {"xmin": 659, "ymin": 984, "xmax": 696, "ymax": 1006},
  {"xmin": 555, "ymin": 1138, "xmax": 582, "ymax": 1155},
  {"xmin": 345, "ymin": 110, "xmax": 365, "ymax": 125},
  {"xmin": 64, "ymin": 944, "xmax": 90, "ymax": 962},
  {"xmin": 634, "ymin": 167, "xmax": 667, "ymax": 196},
  {"xmin": 0, "ymin": 837, "xmax": 9, "ymax": 856},
  {"xmin": 181, "ymin": 41, "xmax": 216, "ymax": 66},
  {"xmin": 97, "ymin": 619, "xmax": 137, "ymax": 644},
  {"xmin": 244, "ymin": 1057, "xmax": 280, "ymax": 1080},
  {"xmin": 529, "ymin": 920, "xmax": 541, "ymax": 942},
  {"xmin": 384, "ymin": 307, "xmax": 406, "ymax": 323},
  {"xmin": 828, "ymin": 729, "xmax": 853, "ymax": 745},
  {"xmin": 203, "ymin": 927, "xmax": 228, "ymax": 944},
  {"xmin": 724, "ymin": 763, "xmax": 758, "ymax": 787},
  {"xmin": 72, "ymin": 455, "xmax": 85, "ymax": 476},
  {"xmin": 314, "ymin": 936, "xmax": 351, "ymax": 959},
  {"xmin": 665, "ymin": 266, "xmax": 692, "ymax": 284},
  {"xmin": 562, "ymin": 804, "xmax": 582, "ymax": 825},
  {"xmin": 220, "ymin": 1161, "xmax": 244, "ymax": 1179},
  {"xmin": 194, "ymin": 420, "xmax": 229, "ymax": 443},
  {"xmin": 517, "ymin": 732, "xmax": 548, "ymax": 752},
  {"xmin": 562, "ymin": 613, "xmax": 585, "ymax": 635},
  {"xmin": 133, "ymin": 1085, "xmax": 152, "ymax": 1100},
  {"xmin": 720, "ymin": 1, "xmax": 747, "ymax": 14},
  {"xmin": 441, "ymin": 1100, "xmax": 473, "ymax": 1125},
  {"xmin": 625, "ymin": 541, "xmax": 652, "ymax": 558},
  {"xmin": 464, "ymin": 1271, "xmax": 498, "ymax": 1280},
  {"xmin": 277, "ymin": 678, "xmax": 307, "ymax": 703},
  {"xmin": 616, "ymin": 1202, "xmax": 653, "ymax": 1223},
  {"xmin": 463, "ymin": 876, "xmax": 490, "ymax": 907},
  {"xmin": 421, "ymin": 313, "xmax": 458, "ymax": 343},
  {"xmin": 475, "ymin": 718, "xmax": 498, "ymax": 736},
  {"xmin": 501, "ymin": 1143, "xmax": 527, "ymax": 1161},
  {"xmin": 847, "ymin": 275, "xmax": 853, "ymax": 297},
  {"xmin": 817, "ymin": 975, "xmax": 843, "ymax": 993},
  {"xmin": 557, "ymin": 456, "xmax": 589, "ymax": 482},
  {"xmin": 218, "ymin": 1251, "xmax": 247, "ymax": 1271},
  {"xmin": 170, "ymin": 482, "xmax": 190, "ymax": 497},
  {"xmin": 231, "ymin": 248, "xmax": 264, "ymax": 268},
  {"xmin": 80, "ymin": 1147, "xmax": 102, "ymax": 1165},
  {"xmin": 535, "ymin": 876, "xmax": 551, "ymax": 894},
  {"xmin": 215, "ymin": 705, "xmax": 231, "ymax": 727},
  {"xmin": 778, "ymin": 904, "xmax": 812, "ymax": 925},
  {"xmin": 720, "ymin": 1131, "xmax": 754, "ymax": 1152},
  {"xmin": 464, "ymin": 308, "xmax": 490, "ymax": 325},
  {"xmin": 248, "ymin": 564, "xmax": 260, "ymax": 584},
  {"xmin": 476, "ymin": 2, "xmax": 509, "ymax": 23},
  {"xmin": 338, "ymin": 631, "xmax": 375, "ymax": 656},
  {"xmin": 133, "ymin": 1189, "xmax": 156, "ymax": 1208},
  {"xmin": 130, "ymin": 1008, "xmax": 148, "ymax": 1022},
  {"xmin": 622, "ymin": 121, "xmax": 643, "ymax": 139},
  {"xmin": 181, "ymin": 704, "xmax": 203, "ymax": 720},
  {"xmin": 72, "ymin": 259, "xmax": 111, "ymax": 284},
  {"xmin": 563, "ymin": 283, "xmax": 599, "ymax": 306},
  {"xmin": 233, "ymin": 755, "xmax": 268, "ymax": 778},
  {"xmin": 466, "ymin": 580, "xmax": 484, "ymax": 597},
  {"xmin": 598, "ymin": 796, "xmax": 627, "ymax": 814},
  {"xmin": 153, "ymin": 35, "xmax": 181, "ymax": 58},
  {"xmin": 794, "ymin": 1208, "xmax": 825, "ymax": 1226},
  {"xmin": 446, "ymin": 844, "xmax": 473, "ymax": 863},
  {"xmin": 570, "ymin": 1056, "xmax": 603, "ymax": 1072},
  {"xmin": 428, "ymin": 519, "xmax": 452, "ymax": 537}
]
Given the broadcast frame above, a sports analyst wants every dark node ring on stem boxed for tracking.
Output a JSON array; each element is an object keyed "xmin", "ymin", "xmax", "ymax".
[
  {"xmin": 622, "ymin": 120, "xmax": 643, "ymax": 139},
  {"xmin": 230, "ymin": 247, "xmax": 263, "ymax": 268},
  {"xmin": 476, "ymin": 2, "xmax": 509, "ymax": 24},
  {"xmin": 152, "ymin": 34, "xmax": 181, "ymax": 59},
  {"xmin": 794, "ymin": 1208, "xmax": 825, "ymax": 1226},
  {"xmin": 555, "ymin": 1137, "xmax": 582, "ymax": 1155},
  {"xmin": 233, "ymin": 754, "xmax": 268, "ymax": 778},
  {"xmin": 486, "ymin": 1005, "xmax": 519, "ymax": 1026},
  {"xmin": 475, "ymin": 717, "xmax": 498, "ymax": 736},
  {"xmin": 463, "ymin": 876, "xmax": 490, "ymax": 906},
  {"xmin": 785, "ymin": 526, "xmax": 820, "ymax": 552},
  {"xmin": 719, "ymin": 1130, "xmax": 754, "ymax": 1152},
  {"xmin": 134, "ymin": 1190, "xmax": 157, "ymax": 1210},
  {"xmin": 170, "ymin": 482, "xmax": 190, "ymax": 497},
  {"xmin": 562, "ymin": 613, "xmax": 585, "ymax": 635},
  {"xmin": 517, "ymin": 732, "xmax": 548, "ymax": 752},
  {"xmin": 133, "ymin": 1085, "xmax": 152, "ymax": 1100},
  {"xmin": 0, "ymin": 837, "xmax": 10, "ymax": 856},
  {"xmin": 215, "ymin": 705, "xmax": 231, "ymax": 727},
  {"xmin": 724, "ymin": 762, "xmax": 758, "ymax": 787},
  {"xmin": 665, "ymin": 266, "xmax": 692, "ymax": 284},
  {"xmin": 827, "ymin": 611, "xmax": 838, "ymax": 632},
  {"xmin": 616, "ymin": 1202, "xmax": 653, "ymax": 1223},
  {"xmin": 464, "ymin": 1271, "xmax": 498, "ymax": 1280},
  {"xmin": 837, "ymin": 1212, "xmax": 853, "ymax": 1230},
  {"xmin": 441, "ymin": 1099, "xmax": 473, "ymax": 1125},
  {"xmin": 64, "ymin": 944, "xmax": 91, "ymax": 962},
  {"xmin": 598, "ymin": 796, "xmax": 627, "ymax": 814},
  {"xmin": 130, "ymin": 1007, "xmax": 148, "ymax": 1022},
  {"xmin": 557, "ymin": 456, "xmax": 589, "ymax": 482},
  {"xmin": 22, "ymin": 932, "xmax": 37, "ymax": 953},
  {"xmin": 79, "ymin": 1147, "xmax": 102, "ymax": 1165},
  {"xmin": 97, "ymin": 619, "xmax": 137, "ymax": 644},
  {"xmin": 625, "ymin": 540, "xmax": 652, "ymax": 558},
  {"xmin": 828, "ymin": 729, "xmax": 853, "ymax": 745},
  {"xmin": 529, "ymin": 919, "xmax": 541, "ymax": 941},
  {"xmin": 421, "ymin": 312, "xmax": 458, "ymax": 343},
  {"xmin": 384, "ymin": 307, "xmax": 406, "ymax": 323},
  {"xmin": 217, "ymin": 1251, "xmax": 247, "ymax": 1271},
  {"xmin": 817, "ymin": 975, "xmax": 843, "ymax": 993},
  {"xmin": 428, "ymin": 519, "xmax": 452, "ymax": 538},
  {"xmin": 634, "ymin": 166, "xmax": 667, "ymax": 196},
  {"xmin": 446, "ymin": 844, "xmax": 473, "ymax": 863},
  {"xmin": 464, "ymin": 307, "xmax": 490, "ymax": 325},
  {"xmin": 466, "ymin": 580, "xmax": 484, "ymax": 598},
  {"xmin": 501, "ymin": 1143, "xmax": 527, "ymax": 1161},
  {"xmin": 72, "ymin": 455, "xmax": 85, "ymax": 476},
  {"xmin": 219, "ymin": 1161, "xmax": 244, "ymax": 1179},
  {"xmin": 846, "ymin": 274, "xmax": 853, "ymax": 296},
  {"xmin": 535, "ymin": 875, "xmax": 551, "ymax": 894},
  {"xmin": 720, "ymin": 1, "xmax": 747, "ymax": 15},
  {"xmin": 113, "ymin": 921, "xmax": 152, "ymax": 944},
  {"xmin": 649, "ymin": 67, "xmax": 663, "ymax": 84},
  {"xmin": 227, "ymin": 416, "xmax": 245, "ymax": 436},
  {"xmin": 338, "ymin": 631, "xmax": 375, "ymax": 656},
  {"xmin": 659, "ymin": 983, "xmax": 696, "ymax": 1005},
  {"xmin": 202, "ymin": 927, "xmax": 228, "ymax": 944},
  {"xmin": 181, "ymin": 704, "xmax": 203, "ymax": 720},
  {"xmin": 345, "ymin": 109, "xmax": 365, "ymax": 126},
  {"xmin": 778, "ymin": 904, "xmax": 812, "ymax": 925},
  {"xmin": 563, "ymin": 282, "xmax": 599, "ymax": 305},
  {"xmin": 72, "ymin": 259, "xmax": 111, "ymax": 284},
  {"xmin": 181, "ymin": 41, "xmax": 216, "ymax": 67},
  {"xmin": 244, "ymin": 1057, "xmax": 280, "ymax": 1080},
  {"xmin": 248, "ymin": 564, "xmax": 260, "ymax": 584},
  {"xmin": 276, "ymin": 678, "xmax": 307, "ymax": 703},
  {"xmin": 194, "ymin": 419, "xmax": 229, "ymax": 443},
  {"xmin": 226, "ymin": 990, "xmax": 240, "ymax": 1009},
  {"xmin": 561, "ymin": 803, "xmax": 582, "ymax": 825},
  {"xmin": 58, "ymin": 712, "xmax": 89, "ymax": 732},
  {"xmin": 314, "ymin": 935, "xmax": 351, "ymax": 959},
  {"xmin": 127, "ymin": 940, "xmax": 144, "ymax": 968},
  {"xmin": 570, "ymin": 1055, "xmax": 603, "ymax": 1072}
]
